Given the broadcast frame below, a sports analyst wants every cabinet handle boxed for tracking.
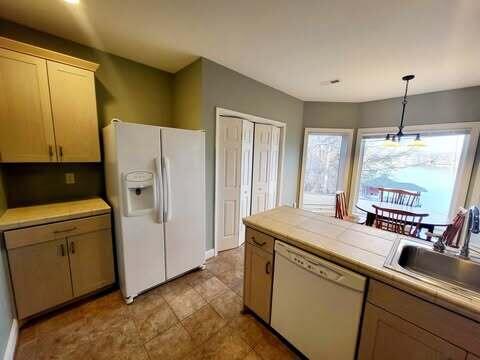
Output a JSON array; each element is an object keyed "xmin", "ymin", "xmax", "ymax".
[
  {"xmin": 58, "ymin": 244, "xmax": 66, "ymax": 257},
  {"xmin": 252, "ymin": 237, "xmax": 266, "ymax": 247},
  {"xmin": 59, "ymin": 145, "xmax": 63, "ymax": 159},
  {"xmin": 53, "ymin": 227, "xmax": 77, "ymax": 234},
  {"xmin": 48, "ymin": 145, "xmax": 54, "ymax": 159},
  {"xmin": 70, "ymin": 241, "xmax": 75, "ymax": 254},
  {"xmin": 265, "ymin": 261, "xmax": 271, "ymax": 274}
]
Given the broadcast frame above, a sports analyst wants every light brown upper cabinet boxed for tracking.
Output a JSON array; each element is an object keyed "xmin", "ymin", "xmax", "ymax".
[
  {"xmin": 47, "ymin": 61, "xmax": 100, "ymax": 162},
  {"xmin": 0, "ymin": 37, "xmax": 100, "ymax": 163},
  {"xmin": 0, "ymin": 48, "xmax": 56, "ymax": 162}
]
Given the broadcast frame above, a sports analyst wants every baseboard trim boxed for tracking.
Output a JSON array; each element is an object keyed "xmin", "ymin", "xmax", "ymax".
[
  {"xmin": 205, "ymin": 248, "xmax": 215, "ymax": 260},
  {"xmin": 3, "ymin": 319, "xmax": 18, "ymax": 360}
]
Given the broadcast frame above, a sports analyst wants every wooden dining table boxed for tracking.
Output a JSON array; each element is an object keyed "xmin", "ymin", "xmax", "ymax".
[{"xmin": 355, "ymin": 199, "xmax": 451, "ymax": 233}]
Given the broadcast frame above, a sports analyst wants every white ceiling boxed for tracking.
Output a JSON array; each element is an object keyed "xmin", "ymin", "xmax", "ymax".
[{"xmin": 1, "ymin": 0, "xmax": 479, "ymax": 102}]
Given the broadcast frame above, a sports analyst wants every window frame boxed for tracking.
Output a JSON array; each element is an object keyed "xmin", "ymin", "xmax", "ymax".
[
  {"xmin": 298, "ymin": 127, "xmax": 354, "ymax": 213},
  {"xmin": 349, "ymin": 122, "xmax": 480, "ymax": 219}
]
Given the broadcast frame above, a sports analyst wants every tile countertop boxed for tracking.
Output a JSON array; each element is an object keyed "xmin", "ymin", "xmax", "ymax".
[
  {"xmin": 243, "ymin": 206, "xmax": 480, "ymax": 323},
  {"xmin": 0, "ymin": 197, "xmax": 111, "ymax": 231}
]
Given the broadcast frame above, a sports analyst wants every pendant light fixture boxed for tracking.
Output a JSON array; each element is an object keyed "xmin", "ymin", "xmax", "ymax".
[{"xmin": 383, "ymin": 75, "xmax": 425, "ymax": 147}]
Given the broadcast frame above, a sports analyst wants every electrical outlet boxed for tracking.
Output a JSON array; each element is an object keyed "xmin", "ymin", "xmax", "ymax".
[{"xmin": 65, "ymin": 173, "xmax": 75, "ymax": 185}]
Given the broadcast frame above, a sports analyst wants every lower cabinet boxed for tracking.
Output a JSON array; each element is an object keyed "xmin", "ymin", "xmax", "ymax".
[
  {"xmin": 68, "ymin": 229, "xmax": 115, "ymax": 297},
  {"xmin": 6, "ymin": 214, "xmax": 115, "ymax": 319},
  {"xmin": 8, "ymin": 238, "xmax": 73, "ymax": 319},
  {"xmin": 244, "ymin": 227, "xmax": 274, "ymax": 323},
  {"xmin": 358, "ymin": 303, "xmax": 466, "ymax": 360}
]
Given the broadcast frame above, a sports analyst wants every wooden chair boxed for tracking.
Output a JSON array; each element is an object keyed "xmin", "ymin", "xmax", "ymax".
[
  {"xmin": 372, "ymin": 204, "xmax": 428, "ymax": 237},
  {"xmin": 378, "ymin": 188, "xmax": 421, "ymax": 207},
  {"xmin": 425, "ymin": 207, "xmax": 467, "ymax": 248},
  {"xmin": 335, "ymin": 191, "xmax": 365, "ymax": 224}
]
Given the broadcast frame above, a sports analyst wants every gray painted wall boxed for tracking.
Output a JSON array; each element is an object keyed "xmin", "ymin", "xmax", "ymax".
[
  {"xmin": 303, "ymin": 102, "xmax": 360, "ymax": 129},
  {"xmin": 303, "ymin": 86, "xmax": 480, "ymax": 208},
  {"xmin": 201, "ymin": 59, "xmax": 304, "ymax": 250},
  {"xmin": 359, "ymin": 86, "xmax": 480, "ymax": 128},
  {"xmin": 359, "ymin": 86, "xmax": 480, "ymax": 206},
  {"xmin": 0, "ymin": 168, "xmax": 13, "ymax": 359}
]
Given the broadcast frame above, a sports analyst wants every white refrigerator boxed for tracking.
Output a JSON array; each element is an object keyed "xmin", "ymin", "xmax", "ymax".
[{"xmin": 103, "ymin": 121, "xmax": 206, "ymax": 303}]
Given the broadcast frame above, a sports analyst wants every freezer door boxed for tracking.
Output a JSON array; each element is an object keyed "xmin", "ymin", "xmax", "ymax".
[
  {"xmin": 115, "ymin": 123, "xmax": 166, "ymax": 297},
  {"xmin": 161, "ymin": 128, "xmax": 206, "ymax": 279}
]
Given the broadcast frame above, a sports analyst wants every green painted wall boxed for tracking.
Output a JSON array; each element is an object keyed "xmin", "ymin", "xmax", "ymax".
[
  {"xmin": 172, "ymin": 59, "xmax": 203, "ymax": 129},
  {"xmin": 0, "ymin": 169, "xmax": 13, "ymax": 359},
  {"xmin": 173, "ymin": 59, "xmax": 304, "ymax": 250},
  {"xmin": 0, "ymin": 19, "xmax": 174, "ymax": 207}
]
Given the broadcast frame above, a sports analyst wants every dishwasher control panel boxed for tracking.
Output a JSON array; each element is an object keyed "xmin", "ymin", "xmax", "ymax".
[
  {"xmin": 289, "ymin": 250, "xmax": 341, "ymax": 281},
  {"xmin": 275, "ymin": 240, "xmax": 366, "ymax": 291}
]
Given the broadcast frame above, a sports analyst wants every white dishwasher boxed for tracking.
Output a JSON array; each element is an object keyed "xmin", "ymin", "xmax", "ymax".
[{"xmin": 271, "ymin": 241, "xmax": 366, "ymax": 360}]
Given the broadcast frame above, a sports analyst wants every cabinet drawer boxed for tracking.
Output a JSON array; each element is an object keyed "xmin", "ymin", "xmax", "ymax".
[
  {"xmin": 246, "ymin": 227, "xmax": 274, "ymax": 254},
  {"xmin": 5, "ymin": 214, "xmax": 111, "ymax": 250}
]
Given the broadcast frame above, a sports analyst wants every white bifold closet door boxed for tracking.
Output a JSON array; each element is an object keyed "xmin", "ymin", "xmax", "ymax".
[
  {"xmin": 268, "ymin": 126, "xmax": 281, "ymax": 209},
  {"xmin": 239, "ymin": 120, "xmax": 254, "ymax": 245},
  {"xmin": 216, "ymin": 117, "xmax": 243, "ymax": 251},
  {"xmin": 251, "ymin": 124, "xmax": 280, "ymax": 214}
]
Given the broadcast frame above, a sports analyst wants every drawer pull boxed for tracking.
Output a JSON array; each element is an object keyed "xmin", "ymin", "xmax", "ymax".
[
  {"xmin": 58, "ymin": 244, "xmax": 66, "ymax": 257},
  {"xmin": 252, "ymin": 237, "xmax": 266, "ymax": 247},
  {"xmin": 70, "ymin": 241, "xmax": 76, "ymax": 254},
  {"xmin": 266, "ymin": 261, "xmax": 271, "ymax": 274},
  {"xmin": 54, "ymin": 227, "xmax": 77, "ymax": 234}
]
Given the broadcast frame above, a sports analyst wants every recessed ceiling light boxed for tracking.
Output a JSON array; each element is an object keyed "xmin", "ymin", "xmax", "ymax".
[{"xmin": 64, "ymin": 0, "xmax": 80, "ymax": 4}]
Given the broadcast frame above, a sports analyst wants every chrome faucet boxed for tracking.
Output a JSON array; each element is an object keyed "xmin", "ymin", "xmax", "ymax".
[{"xmin": 458, "ymin": 205, "xmax": 480, "ymax": 259}]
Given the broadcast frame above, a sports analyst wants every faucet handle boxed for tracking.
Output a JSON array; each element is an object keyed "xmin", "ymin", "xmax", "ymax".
[
  {"xmin": 433, "ymin": 237, "xmax": 446, "ymax": 253},
  {"xmin": 471, "ymin": 206, "xmax": 480, "ymax": 234}
]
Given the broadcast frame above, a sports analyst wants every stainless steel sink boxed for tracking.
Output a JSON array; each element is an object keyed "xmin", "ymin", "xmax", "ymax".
[{"xmin": 384, "ymin": 238, "xmax": 480, "ymax": 300}]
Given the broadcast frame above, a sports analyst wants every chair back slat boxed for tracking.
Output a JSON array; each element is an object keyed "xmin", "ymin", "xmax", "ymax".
[
  {"xmin": 373, "ymin": 204, "xmax": 428, "ymax": 237},
  {"xmin": 335, "ymin": 191, "xmax": 348, "ymax": 220},
  {"xmin": 442, "ymin": 208, "xmax": 467, "ymax": 248},
  {"xmin": 378, "ymin": 187, "xmax": 421, "ymax": 207}
]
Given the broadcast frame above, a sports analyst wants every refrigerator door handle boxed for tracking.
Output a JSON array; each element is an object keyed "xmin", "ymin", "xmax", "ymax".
[
  {"xmin": 155, "ymin": 156, "xmax": 164, "ymax": 224},
  {"xmin": 162, "ymin": 156, "xmax": 173, "ymax": 222}
]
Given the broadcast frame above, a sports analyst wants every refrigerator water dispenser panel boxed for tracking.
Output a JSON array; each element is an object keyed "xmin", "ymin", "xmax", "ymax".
[{"xmin": 123, "ymin": 171, "xmax": 157, "ymax": 216}]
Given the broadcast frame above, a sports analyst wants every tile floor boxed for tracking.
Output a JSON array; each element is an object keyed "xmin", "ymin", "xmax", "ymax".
[{"xmin": 15, "ymin": 246, "xmax": 300, "ymax": 360}]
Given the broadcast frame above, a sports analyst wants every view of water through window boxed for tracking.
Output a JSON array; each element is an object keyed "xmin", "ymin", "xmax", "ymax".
[{"xmin": 358, "ymin": 134, "xmax": 466, "ymax": 216}]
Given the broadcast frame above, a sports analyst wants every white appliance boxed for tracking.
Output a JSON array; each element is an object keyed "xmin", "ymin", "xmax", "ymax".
[
  {"xmin": 271, "ymin": 241, "xmax": 366, "ymax": 360},
  {"xmin": 103, "ymin": 121, "xmax": 206, "ymax": 303}
]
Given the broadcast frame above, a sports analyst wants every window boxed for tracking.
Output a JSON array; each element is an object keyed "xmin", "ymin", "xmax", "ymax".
[
  {"xmin": 351, "ymin": 123, "xmax": 480, "ymax": 219},
  {"xmin": 299, "ymin": 129, "xmax": 353, "ymax": 214}
]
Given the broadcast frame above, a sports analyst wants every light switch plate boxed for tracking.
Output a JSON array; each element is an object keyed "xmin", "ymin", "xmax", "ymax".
[{"xmin": 65, "ymin": 173, "xmax": 75, "ymax": 185}]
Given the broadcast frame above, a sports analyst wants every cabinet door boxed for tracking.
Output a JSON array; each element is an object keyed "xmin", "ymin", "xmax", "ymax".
[
  {"xmin": 239, "ymin": 120, "xmax": 254, "ymax": 245},
  {"xmin": 0, "ymin": 48, "xmax": 56, "ymax": 162},
  {"xmin": 244, "ymin": 242, "xmax": 273, "ymax": 323},
  {"xmin": 8, "ymin": 239, "xmax": 73, "ymax": 319},
  {"xmin": 468, "ymin": 355, "xmax": 480, "ymax": 360},
  {"xmin": 251, "ymin": 124, "xmax": 272, "ymax": 215},
  {"xmin": 47, "ymin": 61, "xmax": 100, "ymax": 162},
  {"xmin": 358, "ymin": 303, "xmax": 466, "ymax": 360},
  {"xmin": 67, "ymin": 229, "xmax": 115, "ymax": 297}
]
